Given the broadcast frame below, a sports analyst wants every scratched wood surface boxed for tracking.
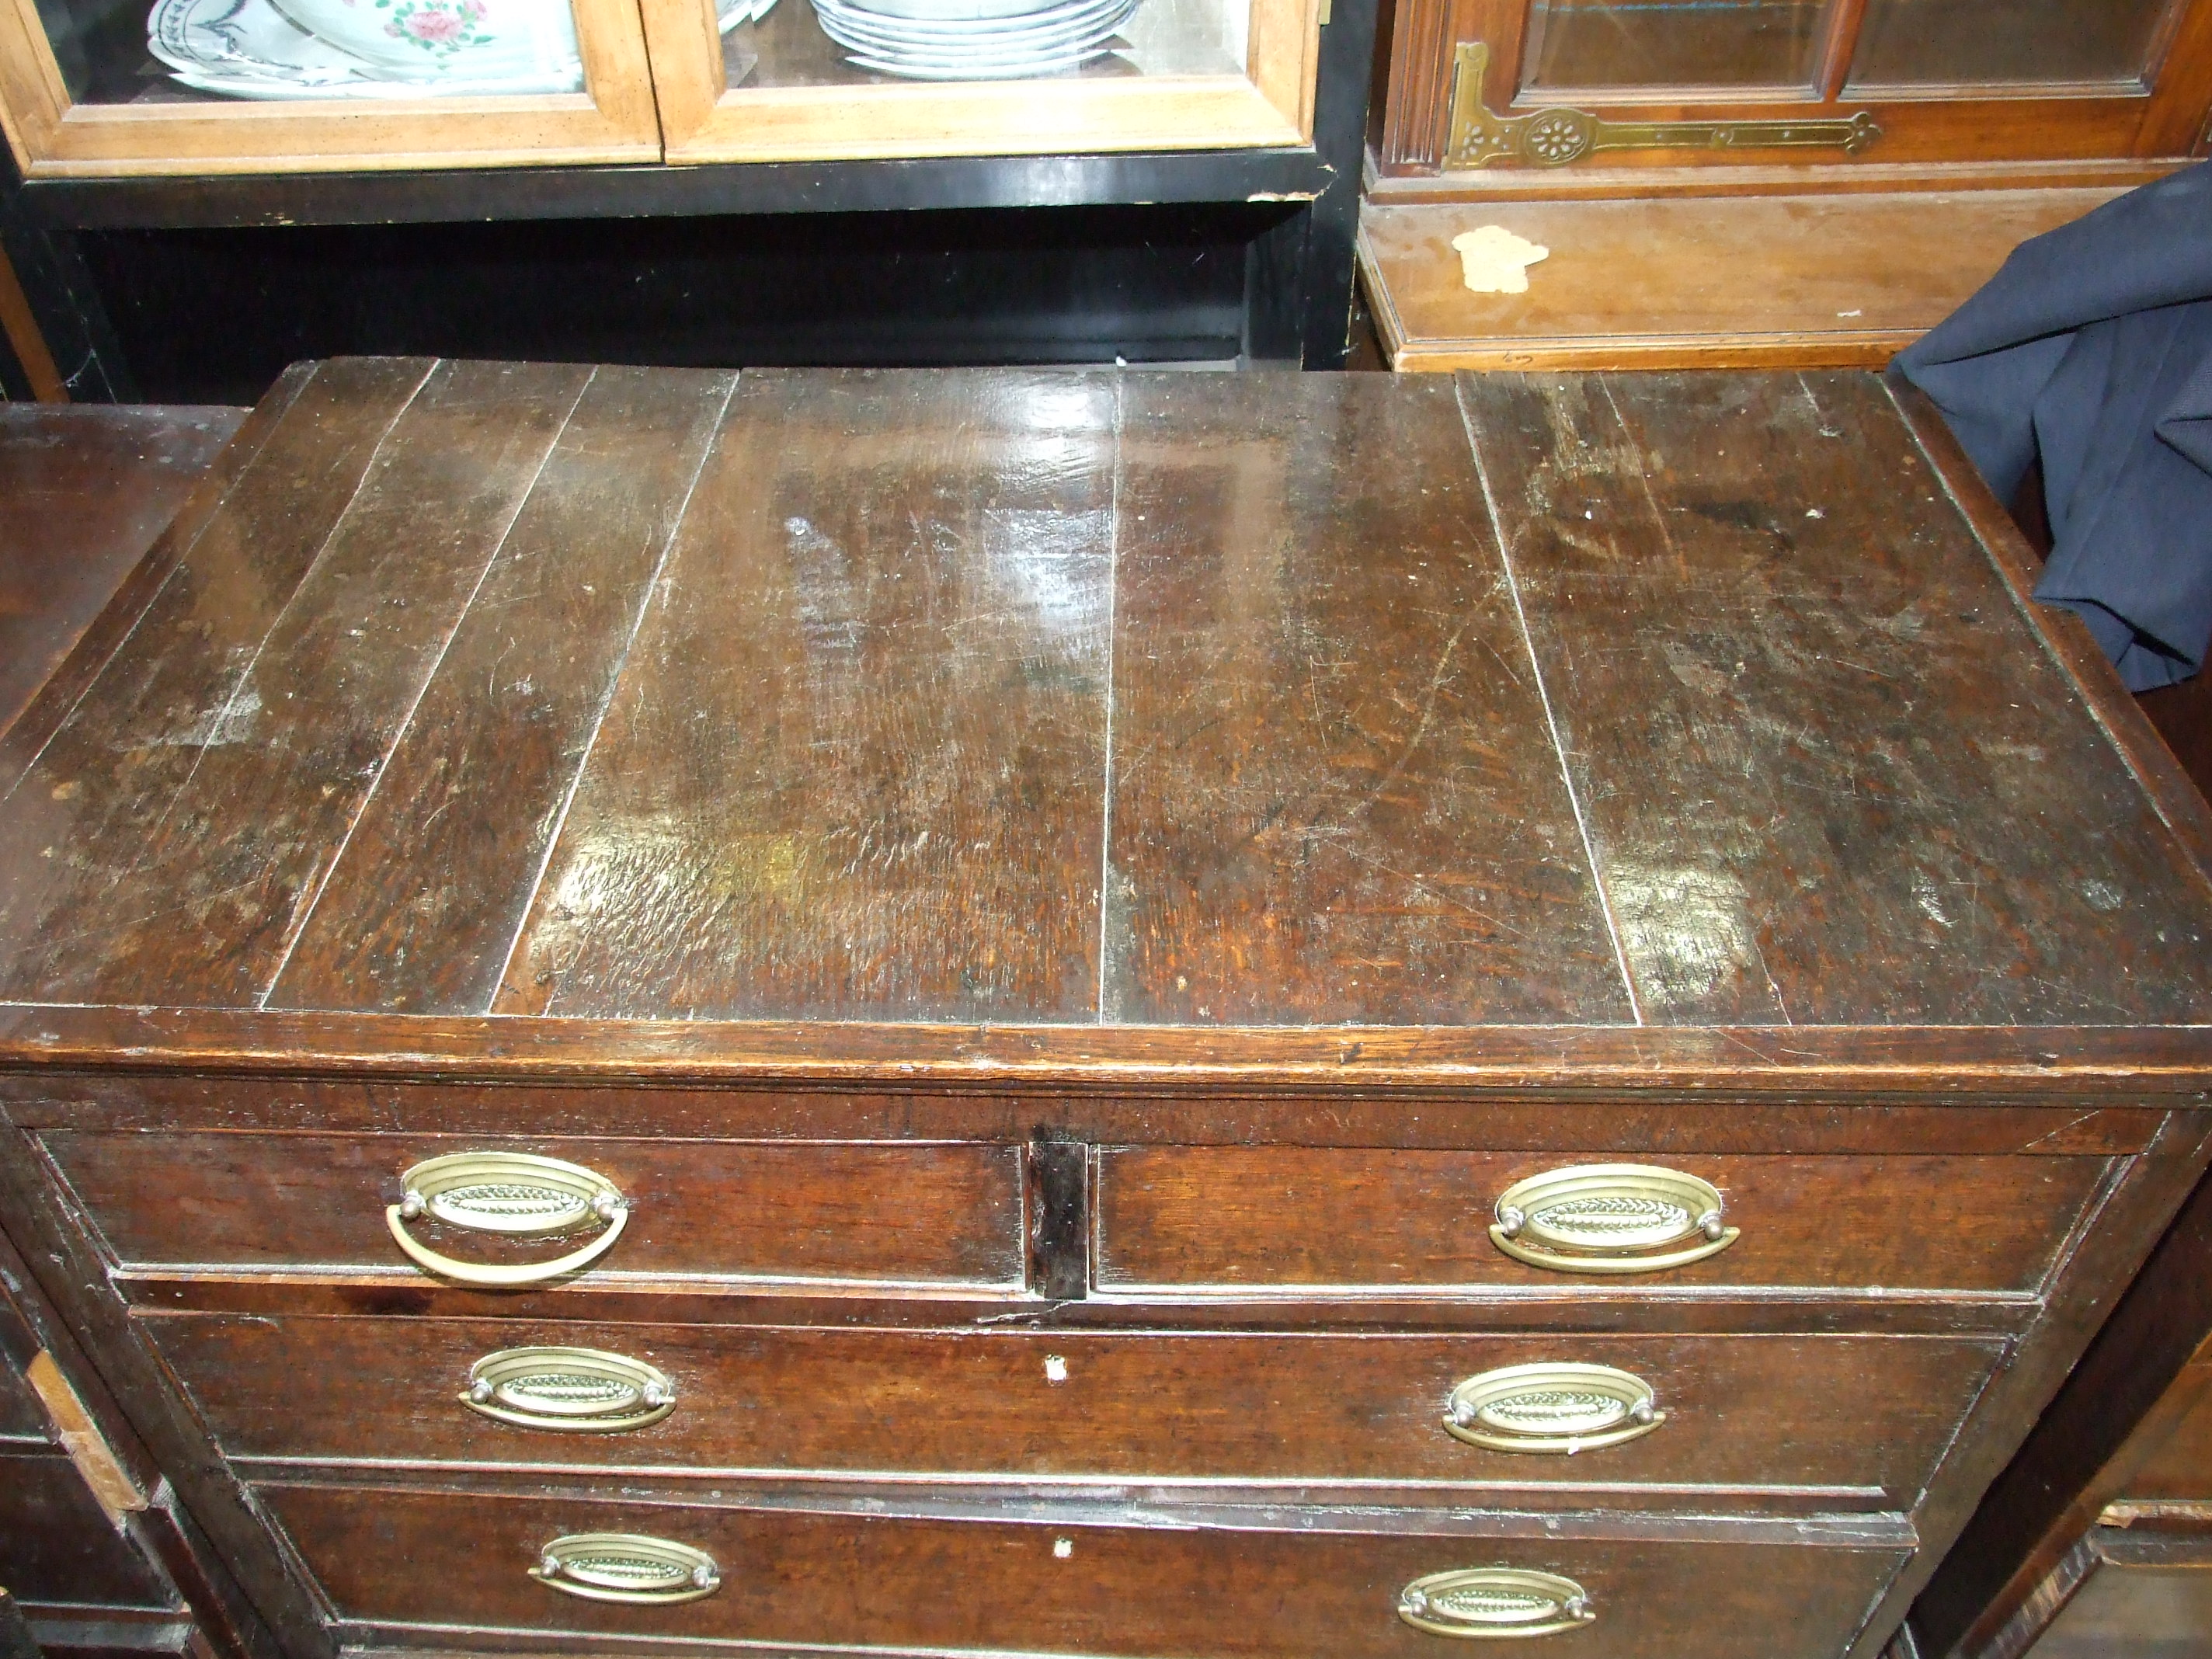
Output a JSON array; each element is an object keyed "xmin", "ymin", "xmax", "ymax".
[
  {"xmin": 0, "ymin": 405, "xmax": 245, "ymax": 744},
  {"xmin": 1456, "ymin": 369, "xmax": 2212, "ymax": 1028},
  {"xmin": 0, "ymin": 359, "xmax": 2207, "ymax": 1032},
  {"xmin": 1103, "ymin": 372, "xmax": 1630, "ymax": 1024},
  {"xmin": 266, "ymin": 367, "xmax": 736, "ymax": 1015},
  {"xmin": 496, "ymin": 369, "xmax": 1118, "ymax": 1022},
  {"xmin": 261, "ymin": 1480, "xmax": 1907, "ymax": 1659},
  {"xmin": 152, "ymin": 1313, "xmax": 1998, "ymax": 1504}
]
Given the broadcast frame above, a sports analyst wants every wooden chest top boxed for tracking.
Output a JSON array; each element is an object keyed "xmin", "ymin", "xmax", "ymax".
[{"xmin": 1, "ymin": 358, "xmax": 2208, "ymax": 1092}]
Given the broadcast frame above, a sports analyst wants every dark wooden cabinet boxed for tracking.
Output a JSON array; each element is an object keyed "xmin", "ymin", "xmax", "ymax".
[
  {"xmin": 1355, "ymin": 0, "xmax": 2212, "ymax": 371},
  {"xmin": 2, "ymin": 361, "xmax": 2211, "ymax": 1659},
  {"xmin": 0, "ymin": 401, "xmax": 267, "ymax": 1659},
  {"xmin": 1372, "ymin": 0, "xmax": 2212, "ymax": 186}
]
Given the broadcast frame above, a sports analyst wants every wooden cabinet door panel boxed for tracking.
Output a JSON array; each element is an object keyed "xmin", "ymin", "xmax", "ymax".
[{"xmin": 1378, "ymin": 0, "xmax": 2212, "ymax": 175}]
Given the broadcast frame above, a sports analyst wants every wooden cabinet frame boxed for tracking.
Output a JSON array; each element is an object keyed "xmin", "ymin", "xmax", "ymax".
[
  {"xmin": 1374, "ymin": 0, "xmax": 2212, "ymax": 181},
  {"xmin": 0, "ymin": 0, "xmax": 1319, "ymax": 176},
  {"xmin": 638, "ymin": 0, "xmax": 1317, "ymax": 162},
  {"xmin": 0, "ymin": 0, "xmax": 662, "ymax": 174}
]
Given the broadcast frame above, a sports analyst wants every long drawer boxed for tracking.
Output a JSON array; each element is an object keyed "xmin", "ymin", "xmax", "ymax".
[
  {"xmin": 259, "ymin": 1481, "xmax": 1909, "ymax": 1659},
  {"xmin": 1097, "ymin": 1149, "xmax": 2109, "ymax": 1293},
  {"xmin": 39, "ymin": 1133, "xmax": 1024, "ymax": 1288},
  {"xmin": 155, "ymin": 1313, "xmax": 1997, "ymax": 1506}
]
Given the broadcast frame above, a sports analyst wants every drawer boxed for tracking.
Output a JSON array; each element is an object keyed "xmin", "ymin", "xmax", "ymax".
[
  {"xmin": 0, "ymin": 1451, "xmax": 175, "ymax": 1611},
  {"xmin": 41, "ymin": 1133, "xmax": 1022, "ymax": 1289},
  {"xmin": 1097, "ymin": 1149, "xmax": 2109, "ymax": 1294},
  {"xmin": 260, "ymin": 1481, "xmax": 1907, "ymax": 1659},
  {"xmin": 158, "ymin": 1313, "xmax": 1998, "ymax": 1507}
]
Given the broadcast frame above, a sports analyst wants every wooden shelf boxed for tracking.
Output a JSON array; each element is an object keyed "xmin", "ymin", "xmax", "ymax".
[{"xmin": 1357, "ymin": 186, "xmax": 2129, "ymax": 372}]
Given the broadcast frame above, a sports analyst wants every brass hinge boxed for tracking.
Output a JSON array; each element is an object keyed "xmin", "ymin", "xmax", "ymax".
[{"xmin": 1445, "ymin": 42, "xmax": 1881, "ymax": 169}]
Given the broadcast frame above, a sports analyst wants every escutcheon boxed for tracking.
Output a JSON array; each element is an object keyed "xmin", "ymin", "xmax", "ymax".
[
  {"xmin": 462, "ymin": 1347, "xmax": 675, "ymax": 1433},
  {"xmin": 530, "ymin": 1534, "xmax": 721, "ymax": 1605},
  {"xmin": 1399, "ymin": 1568, "xmax": 1597, "ymax": 1639},
  {"xmin": 1490, "ymin": 1163, "xmax": 1736, "ymax": 1275},
  {"xmin": 386, "ymin": 1151, "xmax": 628, "ymax": 1288},
  {"xmin": 1445, "ymin": 1362, "xmax": 1662, "ymax": 1454}
]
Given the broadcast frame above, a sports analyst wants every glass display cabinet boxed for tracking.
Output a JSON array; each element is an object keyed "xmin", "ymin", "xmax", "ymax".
[
  {"xmin": 0, "ymin": 0, "xmax": 1318, "ymax": 172},
  {"xmin": 1373, "ymin": 0, "xmax": 2212, "ymax": 181},
  {"xmin": 1357, "ymin": 0, "xmax": 2212, "ymax": 372}
]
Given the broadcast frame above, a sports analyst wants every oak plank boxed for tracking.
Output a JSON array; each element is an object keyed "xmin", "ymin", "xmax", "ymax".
[
  {"xmin": 496, "ymin": 367, "xmax": 1115, "ymax": 1022},
  {"xmin": 1104, "ymin": 370, "xmax": 1630, "ymax": 1024},
  {"xmin": 1458, "ymin": 368, "xmax": 2212, "ymax": 1026},
  {"xmin": 0, "ymin": 358, "xmax": 436, "ymax": 1004},
  {"xmin": 266, "ymin": 365, "xmax": 737, "ymax": 1015},
  {"xmin": 0, "ymin": 359, "xmax": 591, "ymax": 1008}
]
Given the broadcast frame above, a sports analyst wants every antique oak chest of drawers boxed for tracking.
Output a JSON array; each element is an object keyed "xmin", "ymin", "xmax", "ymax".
[{"xmin": 1, "ymin": 360, "xmax": 2209, "ymax": 1659}]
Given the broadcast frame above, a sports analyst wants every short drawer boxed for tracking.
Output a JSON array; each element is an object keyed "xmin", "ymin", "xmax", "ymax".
[
  {"xmin": 159, "ymin": 1313, "xmax": 1997, "ymax": 1508},
  {"xmin": 40, "ymin": 1132, "xmax": 1022, "ymax": 1288},
  {"xmin": 1097, "ymin": 1148, "xmax": 2109, "ymax": 1294},
  {"xmin": 261, "ymin": 1481, "xmax": 1906, "ymax": 1658}
]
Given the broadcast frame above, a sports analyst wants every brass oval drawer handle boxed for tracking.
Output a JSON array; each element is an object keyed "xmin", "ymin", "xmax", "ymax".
[
  {"xmin": 530, "ymin": 1534, "xmax": 719, "ymax": 1605},
  {"xmin": 464, "ymin": 1347, "xmax": 674, "ymax": 1433},
  {"xmin": 1399, "ymin": 1569, "xmax": 1596, "ymax": 1639},
  {"xmin": 1490, "ymin": 1163, "xmax": 1737, "ymax": 1275},
  {"xmin": 384, "ymin": 1152, "xmax": 628, "ymax": 1288},
  {"xmin": 1445, "ymin": 1362, "xmax": 1662, "ymax": 1454}
]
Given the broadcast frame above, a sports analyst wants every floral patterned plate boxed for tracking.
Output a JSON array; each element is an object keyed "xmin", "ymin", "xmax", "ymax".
[{"xmin": 148, "ymin": 0, "xmax": 761, "ymax": 99}]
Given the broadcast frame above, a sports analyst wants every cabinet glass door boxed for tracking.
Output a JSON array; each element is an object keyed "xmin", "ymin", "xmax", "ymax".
[
  {"xmin": 1379, "ymin": 0, "xmax": 2212, "ymax": 175},
  {"xmin": 0, "ymin": 0, "xmax": 657, "ymax": 172},
  {"xmin": 1518, "ymin": 0, "xmax": 1837, "ymax": 94},
  {"xmin": 638, "ymin": 0, "xmax": 1316, "ymax": 160}
]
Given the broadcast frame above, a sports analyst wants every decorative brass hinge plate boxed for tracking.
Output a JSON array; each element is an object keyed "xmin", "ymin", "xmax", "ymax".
[{"xmin": 1445, "ymin": 43, "xmax": 1881, "ymax": 169}]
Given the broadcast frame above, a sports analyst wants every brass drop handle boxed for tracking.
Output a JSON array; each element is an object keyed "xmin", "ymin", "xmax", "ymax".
[
  {"xmin": 530, "ymin": 1534, "xmax": 720, "ymax": 1605},
  {"xmin": 1400, "ymin": 1569, "xmax": 1597, "ymax": 1638},
  {"xmin": 1490, "ymin": 1163, "xmax": 1737, "ymax": 1275},
  {"xmin": 463, "ymin": 1347, "xmax": 675, "ymax": 1432},
  {"xmin": 1445, "ymin": 1362, "xmax": 1663, "ymax": 1455},
  {"xmin": 384, "ymin": 1152, "xmax": 628, "ymax": 1288}
]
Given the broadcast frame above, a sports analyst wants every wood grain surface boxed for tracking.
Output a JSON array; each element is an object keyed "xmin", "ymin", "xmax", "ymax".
[
  {"xmin": 259, "ymin": 1480, "xmax": 1906, "ymax": 1659},
  {"xmin": 1096, "ymin": 1146, "xmax": 2109, "ymax": 1292},
  {"xmin": 1102, "ymin": 371, "xmax": 1630, "ymax": 1024},
  {"xmin": 41, "ymin": 1132, "xmax": 1024, "ymax": 1287},
  {"xmin": 497, "ymin": 369, "xmax": 1118, "ymax": 1023},
  {"xmin": 0, "ymin": 358, "xmax": 434, "ymax": 1007},
  {"xmin": 0, "ymin": 405, "xmax": 245, "ymax": 743},
  {"xmin": 0, "ymin": 360, "xmax": 2207, "ymax": 1037},
  {"xmin": 1457, "ymin": 368, "xmax": 2212, "ymax": 1028},
  {"xmin": 149, "ymin": 1313, "xmax": 1998, "ymax": 1504},
  {"xmin": 0, "ymin": 1452, "xmax": 174, "ymax": 1610},
  {"xmin": 266, "ymin": 367, "xmax": 736, "ymax": 1016},
  {"xmin": 1358, "ymin": 190, "xmax": 2122, "ymax": 372}
]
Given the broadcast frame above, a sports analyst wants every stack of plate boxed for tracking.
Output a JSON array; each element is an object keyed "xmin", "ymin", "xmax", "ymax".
[{"xmin": 812, "ymin": 0, "xmax": 1139, "ymax": 81}]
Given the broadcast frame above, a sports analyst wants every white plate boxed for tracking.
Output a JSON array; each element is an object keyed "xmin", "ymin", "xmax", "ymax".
[
  {"xmin": 828, "ymin": 0, "xmax": 1069, "ymax": 23},
  {"xmin": 839, "ymin": 42, "xmax": 1108, "ymax": 74},
  {"xmin": 815, "ymin": 13, "xmax": 1121, "ymax": 55},
  {"xmin": 815, "ymin": 0, "xmax": 1122, "ymax": 43},
  {"xmin": 148, "ymin": 0, "xmax": 761, "ymax": 99}
]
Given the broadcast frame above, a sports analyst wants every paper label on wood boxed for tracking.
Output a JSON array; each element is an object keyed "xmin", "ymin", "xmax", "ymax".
[{"xmin": 1452, "ymin": 225, "xmax": 1548, "ymax": 294}]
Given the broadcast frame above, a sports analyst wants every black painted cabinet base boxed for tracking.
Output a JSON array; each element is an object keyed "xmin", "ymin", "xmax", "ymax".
[{"xmin": 0, "ymin": 0, "xmax": 1375, "ymax": 396}]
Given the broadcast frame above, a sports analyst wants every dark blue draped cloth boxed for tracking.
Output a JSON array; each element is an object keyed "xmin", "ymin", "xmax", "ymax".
[{"xmin": 1894, "ymin": 163, "xmax": 2212, "ymax": 691}]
